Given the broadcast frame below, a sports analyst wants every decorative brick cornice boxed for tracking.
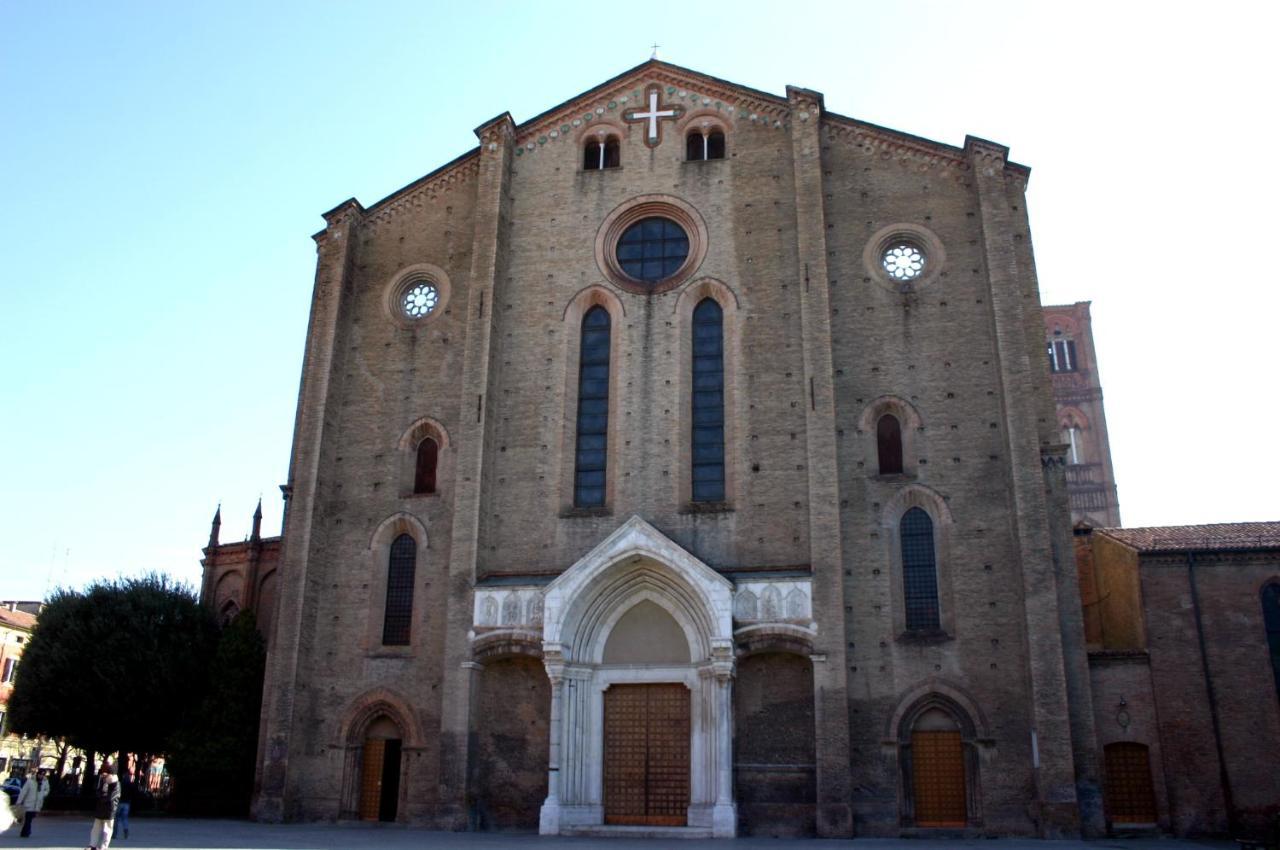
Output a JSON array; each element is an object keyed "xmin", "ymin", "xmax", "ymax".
[
  {"xmin": 360, "ymin": 156, "xmax": 481, "ymax": 235},
  {"xmin": 510, "ymin": 62, "xmax": 791, "ymax": 161}
]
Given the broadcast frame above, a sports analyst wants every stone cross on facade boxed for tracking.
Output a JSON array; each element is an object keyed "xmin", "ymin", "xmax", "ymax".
[{"xmin": 626, "ymin": 85, "xmax": 681, "ymax": 147}]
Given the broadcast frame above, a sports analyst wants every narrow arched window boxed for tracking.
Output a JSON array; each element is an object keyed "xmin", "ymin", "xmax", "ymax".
[
  {"xmin": 691, "ymin": 298, "xmax": 725, "ymax": 502},
  {"xmin": 707, "ymin": 131, "xmax": 725, "ymax": 159},
  {"xmin": 877, "ymin": 413, "xmax": 903, "ymax": 474},
  {"xmin": 584, "ymin": 135, "xmax": 620, "ymax": 170},
  {"xmin": 686, "ymin": 131, "xmax": 702, "ymax": 161},
  {"xmin": 574, "ymin": 307, "xmax": 611, "ymax": 507},
  {"xmin": 382, "ymin": 534, "xmax": 416, "ymax": 645},
  {"xmin": 414, "ymin": 437, "xmax": 438, "ymax": 494},
  {"xmin": 1263, "ymin": 583, "xmax": 1280, "ymax": 704},
  {"xmin": 901, "ymin": 508, "xmax": 940, "ymax": 631}
]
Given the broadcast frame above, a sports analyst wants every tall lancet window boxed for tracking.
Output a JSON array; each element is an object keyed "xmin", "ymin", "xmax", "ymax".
[
  {"xmin": 901, "ymin": 508, "xmax": 940, "ymax": 631},
  {"xmin": 1263, "ymin": 583, "xmax": 1280, "ymax": 705},
  {"xmin": 691, "ymin": 298, "xmax": 725, "ymax": 502},
  {"xmin": 382, "ymin": 534, "xmax": 416, "ymax": 646},
  {"xmin": 574, "ymin": 306, "xmax": 611, "ymax": 507}
]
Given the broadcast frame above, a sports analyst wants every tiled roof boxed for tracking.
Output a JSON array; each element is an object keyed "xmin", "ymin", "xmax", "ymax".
[
  {"xmin": 0, "ymin": 607, "xmax": 36, "ymax": 631},
  {"xmin": 1098, "ymin": 522, "xmax": 1280, "ymax": 553}
]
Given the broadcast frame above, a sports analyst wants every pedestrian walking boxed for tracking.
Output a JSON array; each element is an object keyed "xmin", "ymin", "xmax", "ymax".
[
  {"xmin": 15, "ymin": 769, "xmax": 51, "ymax": 838},
  {"xmin": 112, "ymin": 761, "xmax": 132, "ymax": 840},
  {"xmin": 88, "ymin": 761, "xmax": 119, "ymax": 850}
]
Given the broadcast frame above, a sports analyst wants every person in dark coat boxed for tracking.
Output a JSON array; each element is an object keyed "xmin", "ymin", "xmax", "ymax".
[
  {"xmin": 112, "ymin": 761, "xmax": 132, "ymax": 840},
  {"xmin": 88, "ymin": 761, "xmax": 119, "ymax": 850}
]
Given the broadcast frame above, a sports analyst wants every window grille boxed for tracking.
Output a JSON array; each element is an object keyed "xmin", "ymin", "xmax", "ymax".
[
  {"xmin": 575, "ymin": 307, "xmax": 611, "ymax": 507},
  {"xmin": 901, "ymin": 508, "xmax": 940, "ymax": 631},
  {"xmin": 691, "ymin": 298, "xmax": 724, "ymax": 502},
  {"xmin": 382, "ymin": 534, "xmax": 416, "ymax": 645}
]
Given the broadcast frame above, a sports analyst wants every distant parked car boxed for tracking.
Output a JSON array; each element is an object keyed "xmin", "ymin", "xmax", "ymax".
[{"xmin": 2, "ymin": 776, "xmax": 22, "ymax": 802}]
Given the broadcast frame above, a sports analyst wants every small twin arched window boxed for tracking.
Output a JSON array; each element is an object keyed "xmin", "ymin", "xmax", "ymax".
[
  {"xmin": 686, "ymin": 129, "xmax": 725, "ymax": 161},
  {"xmin": 584, "ymin": 135, "xmax": 620, "ymax": 170}
]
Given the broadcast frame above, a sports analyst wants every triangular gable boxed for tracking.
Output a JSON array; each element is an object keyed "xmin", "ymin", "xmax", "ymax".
[
  {"xmin": 546, "ymin": 514, "xmax": 732, "ymax": 595},
  {"xmin": 541, "ymin": 515, "xmax": 733, "ymax": 650}
]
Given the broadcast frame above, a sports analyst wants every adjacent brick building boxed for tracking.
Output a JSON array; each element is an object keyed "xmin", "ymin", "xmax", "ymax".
[
  {"xmin": 1077, "ymin": 523, "xmax": 1280, "ymax": 837},
  {"xmin": 197, "ymin": 61, "xmax": 1273, "ymax": 839}
]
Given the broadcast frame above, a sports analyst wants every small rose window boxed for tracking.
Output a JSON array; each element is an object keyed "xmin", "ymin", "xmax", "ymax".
[
  {"xmin": 882, "ymin": 243, "xmax": 926, "ymax": 281},
  {"xmin": 401, "ymin": 282, "xmax": 439, "ymax": 319}
]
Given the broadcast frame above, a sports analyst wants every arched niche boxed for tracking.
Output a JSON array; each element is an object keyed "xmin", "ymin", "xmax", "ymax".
[{"xmin": 602, "ymin": 599, "xmax": 691, "ymax": 664}]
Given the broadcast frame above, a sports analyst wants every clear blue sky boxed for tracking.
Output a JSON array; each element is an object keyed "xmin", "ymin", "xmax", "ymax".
[{"xmin": 3, "ymin": 1, "xmax": 1277, "ymax": 600}]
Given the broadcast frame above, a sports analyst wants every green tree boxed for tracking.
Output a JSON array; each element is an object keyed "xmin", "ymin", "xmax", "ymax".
[
  {"xmin": 167, "ymin": 610, "xmax": 266, "ymax": 815},
  {"xmin": 7, "ymin": 575, "xmax": 218, "ymax": 760}
]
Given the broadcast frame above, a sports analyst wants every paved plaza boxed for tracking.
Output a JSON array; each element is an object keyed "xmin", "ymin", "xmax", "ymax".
[{"xmin": 0, "ymin": 818, "xmax": 1238, "ymax": 850}]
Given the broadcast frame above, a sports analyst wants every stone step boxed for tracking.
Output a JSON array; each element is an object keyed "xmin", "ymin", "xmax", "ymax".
[{"xmin": 560, "ymin": 824, "xmax": 716, "ymax": 839}]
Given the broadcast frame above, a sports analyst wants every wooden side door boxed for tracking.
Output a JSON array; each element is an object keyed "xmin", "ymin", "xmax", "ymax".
[
  {"xmin": 912, "ymin": 730, "xmax": 967, "ymax": 827},
  {"xmin": 1104, "ymin": 742, "xmax": 1157, "ymax": 824},
  {"xmin": 358, "ymin": 739, "xmax": 386, "ymax": 822}
]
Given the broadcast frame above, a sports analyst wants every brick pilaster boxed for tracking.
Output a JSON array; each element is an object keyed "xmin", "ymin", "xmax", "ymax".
[
  {"xmin": 967, "ymin": 137, "xmax": 1084, "ymax": 837},
  {"xmin": 253, "ymin": 198, "xmax": 362, "ymax": 822},
  {"xmin": 434, "ymin": 112, "xmax": 516, "ymax": 828},
  {"xmin": 787, "ymin": 85, "xmax": 854, "ymax": 838}
]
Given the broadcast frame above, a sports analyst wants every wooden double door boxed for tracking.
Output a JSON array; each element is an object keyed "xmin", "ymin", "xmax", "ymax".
[
  {"xmin": 603, "ymin": 683, "xmax": 691, "ymax": 825},
  {"xmin": 358, "ymin": 738, "xmax": 402, "ymax": 822}
]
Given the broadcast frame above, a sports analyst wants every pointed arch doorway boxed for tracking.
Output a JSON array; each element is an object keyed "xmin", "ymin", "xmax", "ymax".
[
  {"xmin": 358, "ymin": 717, "xmax": 402, "ymax": 822},
  {"xmin": 537, "ymin": 517, "xmax": 738, "ymax": 837}
]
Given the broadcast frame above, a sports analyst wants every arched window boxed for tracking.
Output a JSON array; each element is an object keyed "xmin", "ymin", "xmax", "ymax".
[
  {"xmin": 877, "ymin": 413, "xmax": 904, "ymax": 474},
  {"xmin": 686, "ymin": 129, "xmax": 725, "ymax": 161},
  {"xmin": 901, "ymin": 508, "xmax": 940, "ymax": 631},
  {"xmin": 584, "ymin": 135, "xmax": 620, "ymax": 170},
  {"xmin": 1263, "ymin": 583, "xmax": 1280, "ymax": 704},
  {"xmin": 413, "ymin": 437, "xmax": 438, "ymax": 494},
  {"xmin": 1103, "ymin": 742, "xmax": 1157, "ymax": 825},
  {"xmin": 574, "ymin": 307, "xmax": 611, "ymax": 507},
  {"xmin": 382, "ymin": 534, "xmax": 416, "ymax": 645},
  {"xmin": 691, "ymin": 298, "xmax": 725, "ymax": 502}
]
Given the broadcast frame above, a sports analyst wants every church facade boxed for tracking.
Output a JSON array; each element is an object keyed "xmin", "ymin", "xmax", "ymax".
[{"xmin": 229, "ymin": 62, "xmax": 1112, "ymax": 838}]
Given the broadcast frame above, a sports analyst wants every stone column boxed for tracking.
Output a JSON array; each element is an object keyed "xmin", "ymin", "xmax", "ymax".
[
  {"xmin": 435, "ymin": 112, "xmax": 517, "ymax": 828},
  {"xmin": 539, "ymin": 651, "xmax": 565, "ymax": 834},
  {"xmin": 253, "ymin": 199, "xmax": 362, "ymax": 822},
  {"xmin": 786, "ymin": 84, "xmax": 854, "ymax": 838},
  {"xmin": 711, "ymin": 660, "xmax": 736, "ymax": 837}
]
